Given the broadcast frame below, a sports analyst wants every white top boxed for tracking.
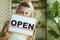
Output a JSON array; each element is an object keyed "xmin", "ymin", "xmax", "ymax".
[{"xmin": 8, "ymin": 33, "xmax": 27, "ymax": 40}]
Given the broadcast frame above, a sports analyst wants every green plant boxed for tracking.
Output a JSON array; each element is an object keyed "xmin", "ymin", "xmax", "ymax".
[
  {"xmin": 47, "ymin": 1, "xmax": 60, "ymax": 18},
  {"xmin": 46, "ymin": 1, "xmax": 60, "ymax": 39},
  {"xmin": 39, "ymin": 0, "xmax": 46, "ymax": 9}
]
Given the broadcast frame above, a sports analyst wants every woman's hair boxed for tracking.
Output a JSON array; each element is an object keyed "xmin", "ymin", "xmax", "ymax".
[{"xmin": 16, "ymin": 2, "xmax": 30, "ymax": 13}]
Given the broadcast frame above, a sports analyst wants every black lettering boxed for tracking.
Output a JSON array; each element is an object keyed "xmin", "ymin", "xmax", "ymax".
[
  {"xmin": 28, "ymin": 24, "xmax": 34, "ymax": 30},
  {"xmin": 23, "ymin": 22, "xmax": 28, "ymax": 28},
  {"xmin": 17, "ymin": 21, "xmax": 22, "ymax": 26},
  {"xmin": 11, "ymin": 20, "xmax": 17, "ymax": 26}
]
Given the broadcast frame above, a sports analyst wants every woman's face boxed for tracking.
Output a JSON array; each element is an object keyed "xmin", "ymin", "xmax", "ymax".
[{"xmin": 18, "ymin": 6, "xmax": 32, "ymax": 17}]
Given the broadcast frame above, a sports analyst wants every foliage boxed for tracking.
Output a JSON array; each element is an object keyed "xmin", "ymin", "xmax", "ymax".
[
  {"xmin": 47, "ymin": 1, "xmax": 60, "ymax": 19},
  {"xmin": 48, "ymin": 27, "xmax": 60, "ymax": 38},
  {"xmin": 0, "ymin": 31, "xmax": 5, "ymax": 37},
  {"xmin": 46, "ymin": 1, "xmax": 60, "ymax": 39},
  {"xmin": 39, "ymin": 0, "xmax": 46, "ymax": 9}
]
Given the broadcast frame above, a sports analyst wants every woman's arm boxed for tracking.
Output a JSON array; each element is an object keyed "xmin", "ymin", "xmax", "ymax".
[{"xmin": 0, "ymin": 21, "xmax": 11, "ymax": 40}]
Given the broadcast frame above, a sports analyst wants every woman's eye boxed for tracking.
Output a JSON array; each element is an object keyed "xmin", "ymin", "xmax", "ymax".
[
  {"xmin": 21, "ymin": 11, "xmax": 24, "ymax": 14},
  {"xmin": 26, "ymin": 12, "xmax": 28, "ymax": 14}
]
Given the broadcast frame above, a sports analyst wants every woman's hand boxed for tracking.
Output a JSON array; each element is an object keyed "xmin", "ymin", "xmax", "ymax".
[
  {"xmin": 0, "ymin": 25, "xmax": 11, "ymax": 40},
  {"xmin": 28, "ymin": 29, "xmax": 36, "ymax": 40}
]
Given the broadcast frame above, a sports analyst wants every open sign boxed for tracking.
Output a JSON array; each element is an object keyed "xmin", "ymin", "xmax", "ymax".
[{"xmin": 9, "ymin": 14, "xmax": 36, "ymax": 36}]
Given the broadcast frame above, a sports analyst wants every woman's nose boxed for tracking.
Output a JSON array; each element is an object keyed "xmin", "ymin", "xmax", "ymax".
[
  {"xmin": 20, "ymin": 13, "xmax": 24, "ymax": 15},
  {"xmin": 20, "ymin": 11, "xmax": 24, "ymax": 15}
]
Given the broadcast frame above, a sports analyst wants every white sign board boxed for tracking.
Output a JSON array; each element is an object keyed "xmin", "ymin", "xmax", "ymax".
[{"xmin": 9, "ymin": 14, "xmax": 36, "ymax": 36}]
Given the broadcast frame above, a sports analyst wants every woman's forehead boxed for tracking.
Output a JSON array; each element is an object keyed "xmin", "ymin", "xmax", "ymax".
[{"xmin": 20, "ymin": 6, "xmax": 31, "ymax": 11}]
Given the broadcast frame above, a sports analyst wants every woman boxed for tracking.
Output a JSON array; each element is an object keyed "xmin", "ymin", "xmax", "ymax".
[{"xmin": 8, "ymin": 1, "xmax": 35, "ymax": 40}]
